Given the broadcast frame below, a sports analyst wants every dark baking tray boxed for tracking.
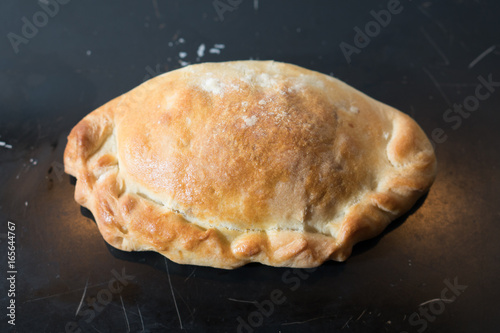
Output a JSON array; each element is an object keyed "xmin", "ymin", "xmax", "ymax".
[{"xmin": 1, "ymin": 1, "xmax": 499, "ymax": 332}]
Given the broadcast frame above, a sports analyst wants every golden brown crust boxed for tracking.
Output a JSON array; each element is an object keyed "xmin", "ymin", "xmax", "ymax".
[{"xmin": 64, "ymin": 61, "xmax": 436, "ymax": 269}]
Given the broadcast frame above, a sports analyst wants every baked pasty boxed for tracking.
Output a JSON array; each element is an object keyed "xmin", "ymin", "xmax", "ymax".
[{"xmin": 64, "ymin": 61, "xmax": 436, "ymax": 269}]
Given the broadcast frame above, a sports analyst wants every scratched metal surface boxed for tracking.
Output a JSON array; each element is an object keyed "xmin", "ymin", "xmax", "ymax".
[{"xmin": 1, "ymin": 1, "xmax": 499, "ymax": 332}]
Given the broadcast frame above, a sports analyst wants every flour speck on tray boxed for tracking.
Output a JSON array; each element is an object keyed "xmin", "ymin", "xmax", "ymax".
[
  {"xmin": 209, "ymin": 44, "xmax": 225, "ymax": 55},
  {"xmin": 173, "ymin": 40, "xmax": 225, "ymax": 66},
  {"xmin": 0, "ymin": 141, "xmax": 13, "ymax": 149},
  {"xmin": 197, "ymin": 44, "xmax": 206, "ymax": 58}
]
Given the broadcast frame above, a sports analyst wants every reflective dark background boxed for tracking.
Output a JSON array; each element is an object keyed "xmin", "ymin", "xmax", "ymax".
[{"xmin": 1, "ymin": 1, "xmax": 499, "ymax": 332}]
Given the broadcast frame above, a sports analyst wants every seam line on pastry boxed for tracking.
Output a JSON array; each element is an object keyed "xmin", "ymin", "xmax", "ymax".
[{"xmin": 130, "ymin": 191, "xmax": 336, "ymax": 236}]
